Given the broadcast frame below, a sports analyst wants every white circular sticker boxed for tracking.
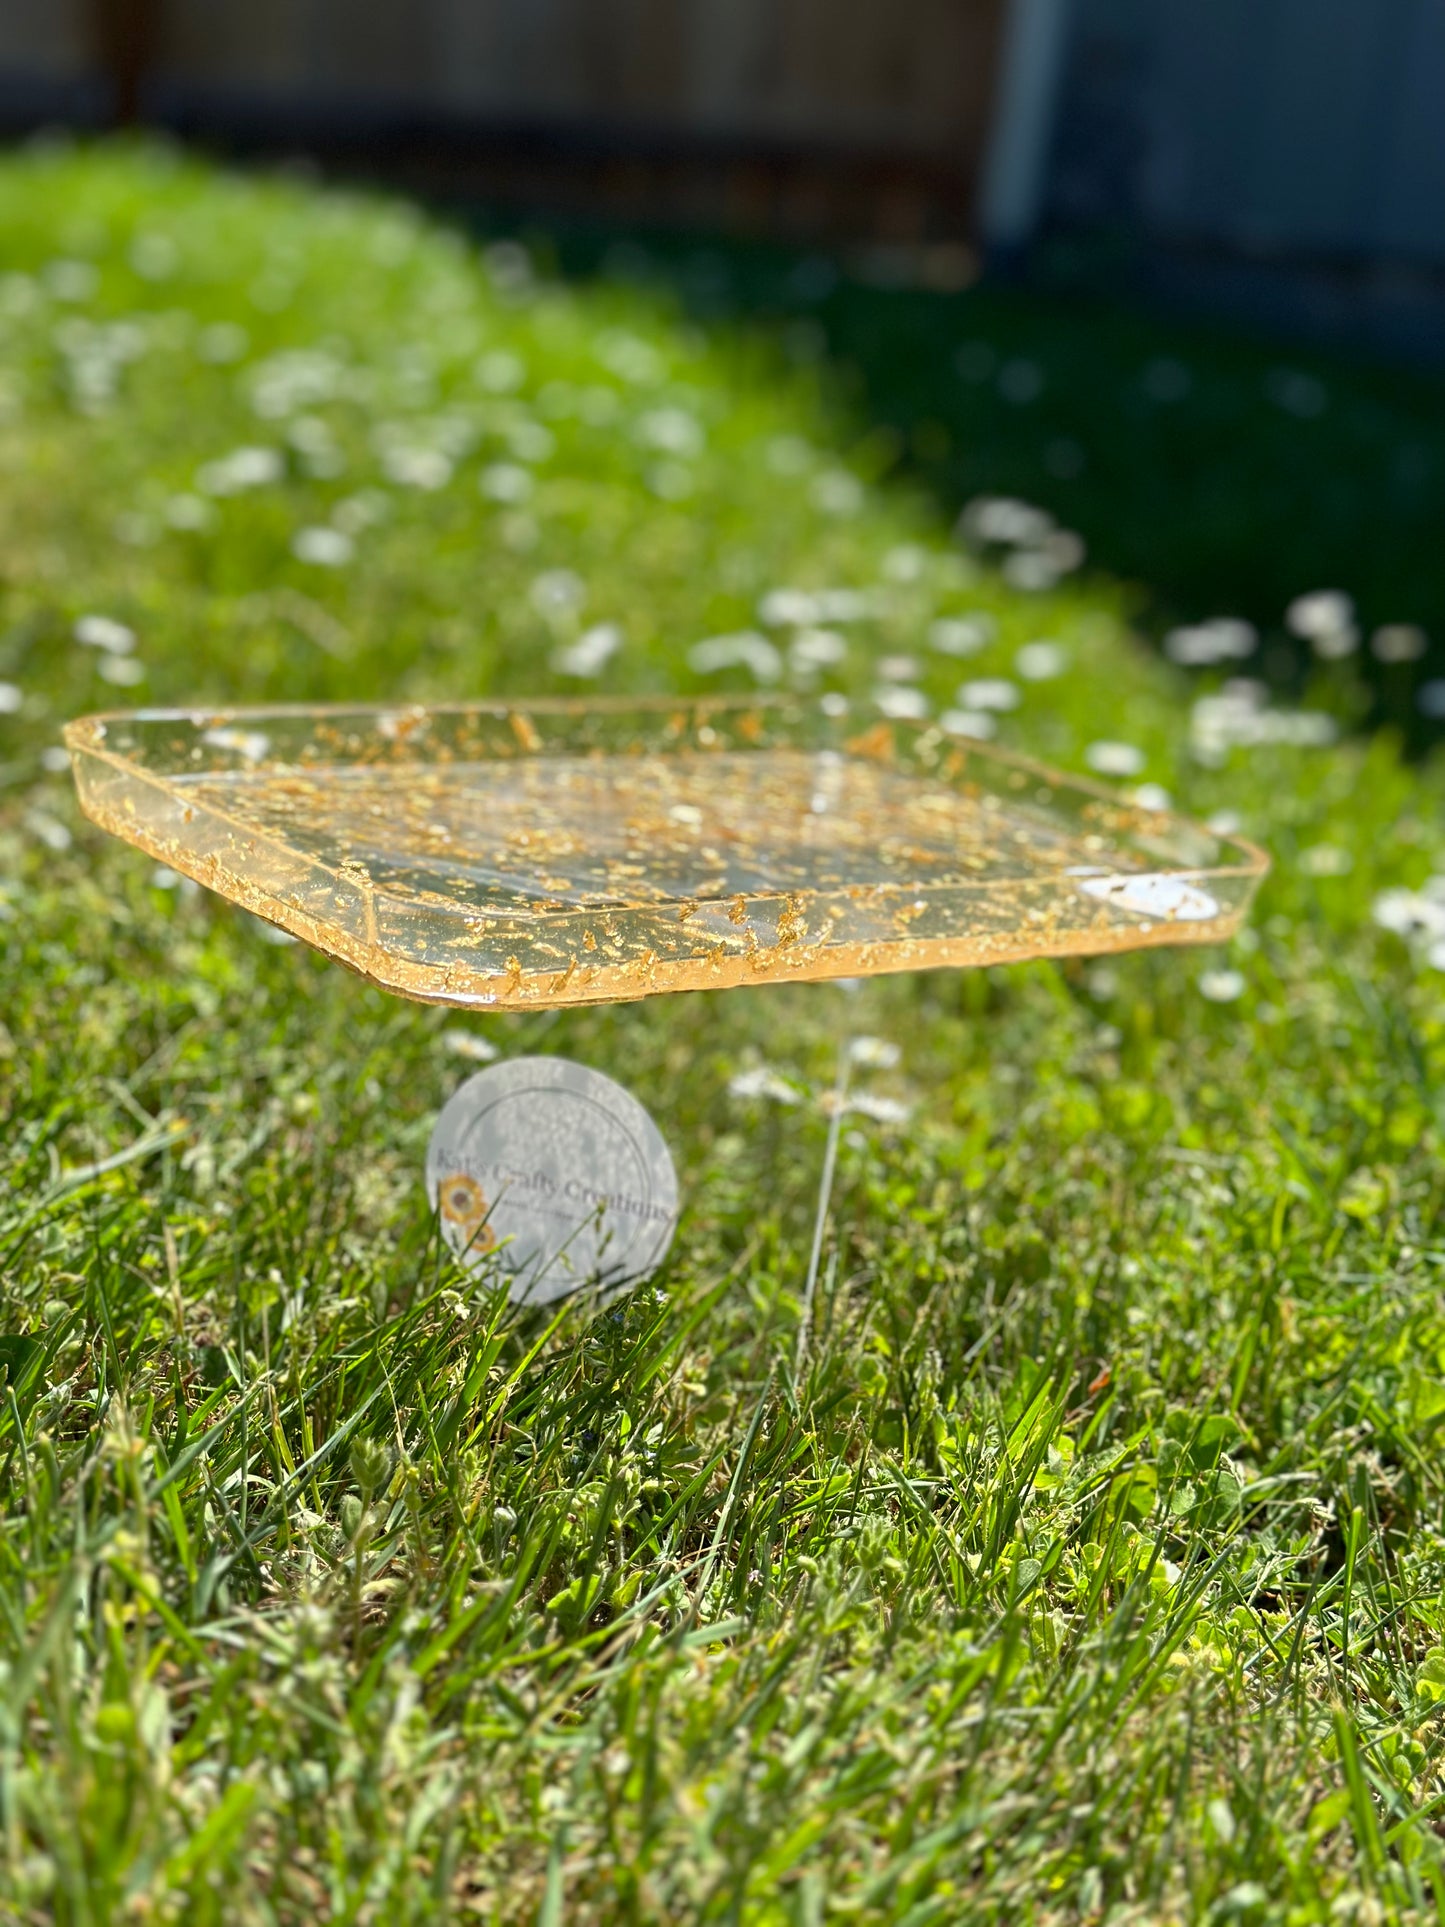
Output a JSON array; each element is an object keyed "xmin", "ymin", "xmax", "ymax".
[
  {"xmin": 1079, "ymin": 872, "xmax": 1222, "ymax": 922},
  {"xmin": 426, "ymin": 1057, "xmax": 678, "ymax": 1306}
]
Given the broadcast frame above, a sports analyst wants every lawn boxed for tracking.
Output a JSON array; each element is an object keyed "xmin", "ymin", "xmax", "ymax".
[
  {"xmin": 535, "ymin": 220, "xmax": 1445, "ymax": 748},
  {"xmin": 2, "ymin": 140, "xmax": 1445, "ymax": 1923}
]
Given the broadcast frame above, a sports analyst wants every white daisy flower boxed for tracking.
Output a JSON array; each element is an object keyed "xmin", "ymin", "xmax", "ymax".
[
  {"xmin": 552, "ymin": 623, "xmax": 622, "ymax": 678},
  {"xmin": 958, "ymin": 678, "xmax": 1019, "ymax": 712},
  {"xmin": 1086, "ymin": 741, "xmax": 1146, "ymax": 777},
  {"xmin": 940, "ymin": 708, "xmax": 995, "ymax": 740},
  {"xmin": 729, "ymin": 1067, "xmax": 802, "ymax": 1105},
  {"xmin": 291, "ymin": 527, "xmax": 353, "ymax": 567},
  {"xmin": 74, "ymin": 614, "xmax": 136, "ymax": 654},
  {"xmin": 1199, "ymin": 969, "xmax": 1246, "ymax": 1003},
  {"xmin": 689, "ymin": 632, "xmax": 782, "ymax": 683}
]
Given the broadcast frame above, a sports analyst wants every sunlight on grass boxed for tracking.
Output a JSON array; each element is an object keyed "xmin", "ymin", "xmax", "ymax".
[{"xmin": 2, "ymin": 140, "xmax": 1445, "ymax": 1921}]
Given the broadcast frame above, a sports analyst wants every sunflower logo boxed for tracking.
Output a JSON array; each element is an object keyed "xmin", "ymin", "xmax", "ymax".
[{"xmin": 439, "ymin": 1173, "xmax": 497, "ymax": 1253}]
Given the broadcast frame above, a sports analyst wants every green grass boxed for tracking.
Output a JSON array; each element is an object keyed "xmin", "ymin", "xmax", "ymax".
[
  {"xmin": 533, "ymin": 220, "xmax": 1445, "ymax": 744},
  {"xmin": 2, "ymin": 139, "xmax": 1445, "ymax": 1922}
]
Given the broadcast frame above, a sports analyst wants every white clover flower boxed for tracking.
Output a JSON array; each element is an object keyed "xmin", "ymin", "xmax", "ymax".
[
  {"xmin": 1132, "ymin": 784, "xmax": 1172, "ymax": 813},
  {"xmin": 530, "ymin": 569, "xmax": 586, "ymax": 620},
  {"xmin": 1002, "ymin": 550, "xmax": 1059, "ymax": 592},
  {"xmin": 990, "ymin": 523, "xmax": 1084, "ymax": 593},
  {"xmin": 507, "ymin": 420, "xmax": 555, "ymax": 463},
  {"xmin": 1286, "ymin": 589, "xmax": 1356, "ymax": 649},
  {"xmin": 874, "ymin": 686, "xmax": 929, "ymax": 721},
  {"xmin": 1086, "ymin": 740, "xmax": 1146, "ymax": 778},
  {"xmin": 1372, "ymin": 889, "xmax": 1445, "ymax": 940},
  {"xmin": 1206, "ymin": 810, "xmax": 1243, "ymax": 837},
  {"xmin": 286, "ymin": 415, "xmax": 343, "ymax": 477},
  {"xmin": 842, "ymin": 1092, "xmax": 912, "ymax": 1126},
  {"xmin": 380, "ymin": 445, "xmax": 453, "ymax": 491},
  {"xmin": 758, "ymin": 587, "xmax": 818, "ymax": 627},
  {"xmin": 432, "ymin": 411, "xmax": 480, "ymax": 460},
  {"xmin": 98, "ymin": 656, "xmax": 146, "ymax": 687},
  {"xmin": 1164, "ymin": 619, "xmax": 1257, "ymax": 667},
  {"xmin": 1312, "ymin": 628, "xmax": 1359, "ymax": 662},
  {"xmin": 1199, "ymin": 969, "xmax": 1246, "ymax": 1003},
  {"xmin": 443, "ymin": 1030, "xmax": 498, "ymax": 1063},
  {"xmin": 248, "ymin": 348, "xmax": 346, "ymax": 419},
  {"xmin": 195, "ymin": 445, "xmax": 284, "ymax": 495},
  {"xmin": 813, "ymin": 588, "xmax": 879, "ymax": 622},
  {"xmin": 595, "ymin": 331, "xmax": 664, "ymax": 386},
  {"xmin": 881, "ymin": 544, "xmax": 928, "ymax": 583},
  {"xmin": 787, "ymin": 628, "xmax": 847, "ymax": 674},
  {"xmin": 689, "ymin": 632, "xmax": 782, "ymax": 683},
  {"xmin": 729, "ymin": 1067, "xmax": 802, "ymax": 1105},
  {"xmin": 292, "ymin": 526, "xmax": 353, "ymax": 567},
  {"xmin": 848, "ymin": 1037, "xmax": 901, "ymax": 1070},
  {"xmin": 0, "ymin": 681, "xmax": 22, "ymax": 714},
  {"xmin": 74, "ymin": 614, "xmax": 136, "ymax": 654},
  {"xmin": 811, "ymin": 470, "xmax": 864, "ymax": 516},
  {"xmin": 876, "ymin": 654, "xmax": 920, "ymax": 682},
  {"xmin": 165, "ymin": 493, "xmax": 216, "ymax": 531},
  {"xmin": 959, "ymin": 496, "xmax": 1053, "ymax": 547},
  {"xmin": 483, "ymin": 240, "xmax": 533, "ymax": 293},
  {"xmin": 552, "ymin": 623, "xmax": 622, "ymax": 678},
  {"xmin": 634, "ymin": 406, "xmax": 704, "ymax": 458},
  {"xmin": 928, "ymin": 615, "xmax": 992, "ymax": 658},
  {"xmin": 940, "ymin": 708, "xmax": 996, "ymax": 740},
  {"xmin": 1015, "ymin": 640, "xmax": 1067, "ymax": 681},
  {"xmin": 1189, "ymin": 685, "xmax": 1337, "ymax": 760},
  {"xmin": 1371, "ymin": 624, "xmax": 1427, "ymax": 664},
  {"xmin": 480, "ymin": 462, "xmax": 534, "ymax": 504},
  {"xmin": 332, "ymin": 490, "xmax": 391, "ymax": 535},
  {"xmin": 475, "ymin": 349, "xmax": 526, "ymax": 393},
  {"xmin": 202, "ymin": 726, "xmax": 271, "ymax": 763},
  {"xmin": 958, "ymin": 678, "xmax": 1019, "ymax": 713},
  {"xmin": 26, "ymin": 810, "xmax": 72, "ymax": 852},
  {"xmin": 760, "ymin": 586, "xmax": 880, "ymax": 627},
  {"xmin": 1300, "ymin": 844, "xmax": 1353, "ymax": 877}
]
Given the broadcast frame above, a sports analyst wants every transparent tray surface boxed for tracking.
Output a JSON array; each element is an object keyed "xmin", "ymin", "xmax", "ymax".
[{"xmin": 65, "ymin": 700, "xmax": 1268, "ymax": 1008}]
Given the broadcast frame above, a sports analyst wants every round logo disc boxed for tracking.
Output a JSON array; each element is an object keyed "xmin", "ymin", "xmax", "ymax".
[{"xmin": 426, "ymin": 1056, "xmax": 678, "ymax": 1305}]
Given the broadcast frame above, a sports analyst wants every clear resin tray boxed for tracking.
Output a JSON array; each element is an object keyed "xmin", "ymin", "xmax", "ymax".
[{"xmin": 65, "ymin": 699, "xmax": 1268, "ymax": 1009}]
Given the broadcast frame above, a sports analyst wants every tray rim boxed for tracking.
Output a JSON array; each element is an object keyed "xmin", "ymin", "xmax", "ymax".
[{"xmin": 63, "ymin": 694, "xmax": 1272, "ymax": 891}]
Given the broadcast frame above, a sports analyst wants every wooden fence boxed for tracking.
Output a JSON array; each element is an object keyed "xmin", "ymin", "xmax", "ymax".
[{"xmin": 2, "ymin": 0, "xmax": 1008, "ymax": 239}]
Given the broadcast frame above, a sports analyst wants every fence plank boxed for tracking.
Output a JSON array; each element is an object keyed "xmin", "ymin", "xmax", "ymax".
[{"xmin": 143, "ymin": 0, "xmax": 1000, "ymax": 158}]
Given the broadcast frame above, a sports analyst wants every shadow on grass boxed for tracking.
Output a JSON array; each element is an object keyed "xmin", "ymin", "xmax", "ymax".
[{"xmin": 475, "ymin": 211, "xmax": 1445, "ymax": 752}]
